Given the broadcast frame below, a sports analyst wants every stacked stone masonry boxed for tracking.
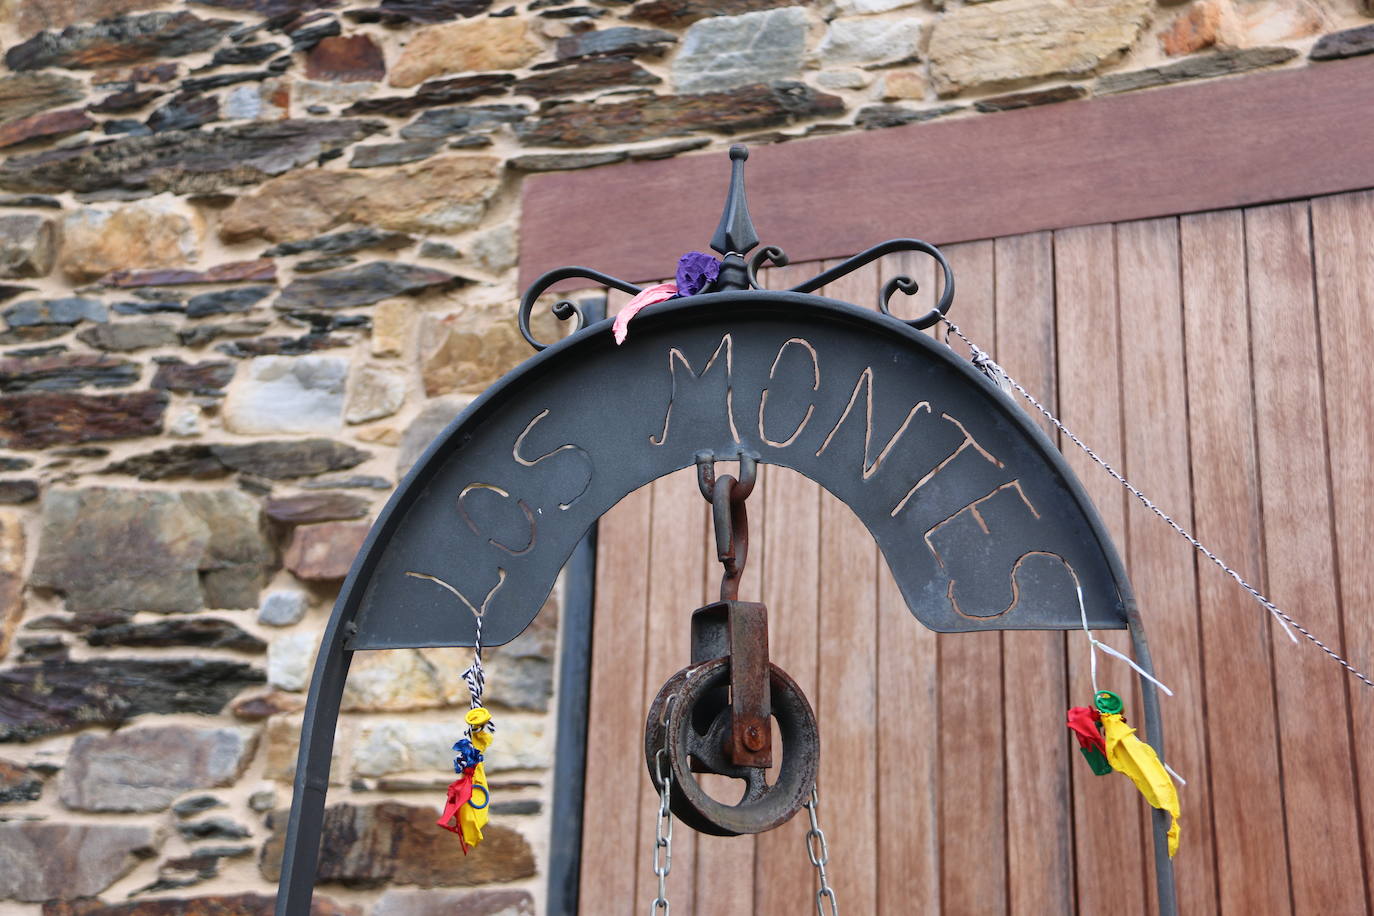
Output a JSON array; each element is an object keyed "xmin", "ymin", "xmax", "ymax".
[{"xmin": 0, "ymin": 0, "xmax": 1369, "ymax": 909}]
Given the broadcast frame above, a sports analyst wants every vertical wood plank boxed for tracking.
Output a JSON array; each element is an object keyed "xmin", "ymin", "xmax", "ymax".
[
  {"xmin": 1180, "ymin": 209, "xmax": 1292, "ymax": 915},
  {"xmin": 993, "ymin": 231, "xmax": 1075, "ymax": 916},
  {"xmin": 633, "ymin": 468, "xmax": 706, "ymax": 912},
  {"xmin": 1248, "ymin": 200, "xmax": 1367, "ymax": 913},
  {"xmin": 1055, "ymin": 223, "xmax": 1150, "ymax": 915},
  {"xmin": 1312, "ymin": 189, "xmax": 1374, "ymax": 911},
  {"xmin": 813, "ymin": 260, "xmax": 881, "ymax": 916},
  {"xmin": 582, "ymin": 484, "xmax": 655, "ymax": 915},
  {"xmin": 934, "ymin": 239, "xmax": 1009, "ymax": 916},
  {"xmin": 1115, "ymin": 216, "xmax": 1219, "ymax": 914}
]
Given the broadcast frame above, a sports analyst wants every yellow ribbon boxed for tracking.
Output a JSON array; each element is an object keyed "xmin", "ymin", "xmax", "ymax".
[
  {"xmin": 1100, "ymin": 712, "xmax": 1180, "ymax": 857},
  {"xmin": 460, "ymin": 707, "xmax": 493, "ymax": 851}
]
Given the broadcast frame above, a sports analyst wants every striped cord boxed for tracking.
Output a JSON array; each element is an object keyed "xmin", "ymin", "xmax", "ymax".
[{"xmin": 942, "ymin": 318, "xmax": 1374, "ymax": 691}]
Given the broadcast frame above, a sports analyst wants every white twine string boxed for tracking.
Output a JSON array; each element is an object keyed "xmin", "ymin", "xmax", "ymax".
[
  {"xmin": 1074, "ymin": 584, "xmax": 1186, "ymax": 785},
  {"xmin": 941, "ymin": 318, "xmax": 1374, "ymax": 692},
  {"xmin": 460, "ymin": 613, "xmax": 493, "ymax": 741}
]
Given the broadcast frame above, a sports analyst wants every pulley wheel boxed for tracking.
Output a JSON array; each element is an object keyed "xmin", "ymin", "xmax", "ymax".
[{"xmin": 644, "ymin": 658, "xmax": 818, "ymax": 837}]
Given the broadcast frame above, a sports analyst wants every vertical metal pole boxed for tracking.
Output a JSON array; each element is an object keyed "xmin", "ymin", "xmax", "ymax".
[
  {"xmin": 1128, "ymin": 609, "xmax": 1178, "ymax": 916},
  {"xmin": 545, "ymin": 293, "xmax": 606, "ymax": 916},
  {"xmin": 274, "ymin": 613, "xmax": 354, "ymax": 916}
]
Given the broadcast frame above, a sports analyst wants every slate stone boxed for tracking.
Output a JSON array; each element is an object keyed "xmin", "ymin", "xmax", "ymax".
[
  {"xmin": 174, "ymin": 796, "xmax": 225, "ymax": 818},
  {"xmin": 191, "ymin": 0, "xmax": 341, "ymax": 14},
  {"xmin": 0, "ymin": 120, "xmax": 385, "ymax": 196},
  {"xmin": 221, "ymin": 354, "xmax": 347, "ymax": 436},
  {"xmin": 179, "ymin": 817, "xmax": 251, "ymax": 840},
  {"xmin": 301, "ymin": 474, "xmax": 390, "ymax": 489},
  {"xmin": 508, "ymin": 151, "xmax": 628, "ymax": 171},
  {"xmin": 372, "ymin": 889, "xmax": 535, "ymax": 916},
  {"xmin": 0, "ymin": 109, "xmax": 95, "ymax": 149},
  {"xmin": 112, "ymin": 297, "xmax": 189, "ymax": 316},
  {"xmin": 0, "ymin": 215, "xmax": 58, "ymax": 279},
  {"xmin": 0, "ymin": 391, "xmax": 165, "ymax": 449},
  {"xmin": 29, "ymin": 488, "xmax": 194, "ymax": 611},
  {"xmin": 0, "ymin": 822, "xmax": 158, "ymax": 901},
  {"xmin": 183, "ymin": 287, "xmax": 269, "ymax": 318},
  {"xmin": 266, "ymin": 492, "xmax": 369, "ymax": 524},
  {"xmin": 288, "ymin": 19, "xmax": 342, "ymax": 52},
  {"xmin": 0, "ymin": 757, "xmax": 43, "ymax": 803},
  {"xmin": 0, "ymin": 195, "xmax": 61, "ymax": 209},
  {"xmin": 673, "ymin": 7, "xmax": 807, "ymax": 93},
  {"xmin": 0, "ymin": 659, "xmax": 264, "ymax": 742},
  {"xmin": 555, "ymin": 26, "xmax": 677, "ymax": 60},
  {"xmin": 205, "ymin": 42, "xmax": 284, "ymax": 68},
  {"xmin": 41, "ymin": 893, "xmax": 359, "ymax": 916},
  {"xmin": 213, "ymin": 439, "xmax": 370, "ymax": 479},
  {"xmin": 629, "ymin": 137, "xmax": 712, "ymax": 159},
  {"xmin": 399, "ymin": 105, "xmax": 527, "ymax": 140},
  {"xmin": 296, "ymin": 256, "xmax": 356, "ymax": 273},
  {"xmin": 0, "ymin": 353, "xmax": 139, "ymax": 392},
  {"xmin": 101, "ymin": 259, "xmax": 276, "ymax": 288},
  {"xmin": 183, "ymin": 489, "xmax": 276, "ymax": 607},
  {"xmin": 346, "ymin": 0, "xmax": 493, "ymax": 24},
  {"xmin": 230, "ymin": 689, "xmax": 305, "ymax": 720},
  {"xmin": 283, "ymin": 520, "xmax": 370, "ymax": 580},
  {"xmin": 0, "ymin": 480, "xmax": 38, "ymax": 504},
  {"xmin": 306, "ymin": 34, "xmax": 385, "ymax": 81},
  {"xmin": 4, "ymin": 297, "xmax": 107, "ymax": 328},
  {"xmin": 398, "ymin": 397, "xmax": 463, "ymax": 476},
  {"xmin": 216, "ymin": 334, "xmax": 350, "ymax": 357},
  {"xmin": 180, "ymin": 320, "xmax": 271, "ymax": 348},
  {"xmin": 541, "ymin": 5, "xmax": 606, "ymax": 16},
  {"xmin": 1096, "ymin": 47, "xmax": 1298, "ymax": 94},
  {"xmin": 514, "ymin": 58, "xmax": 660, "ymax": 99},
  {"xmin": 275, "ymin": 262, "xmax": 459, "ymax": 311},
  {"xmin": 0, "ymin": 73, "xmax": 86, "ymax": 125},
  {"xmin": 490, "ymin": 799, "xmax": 542, "ymax": 816},
  {"xmin": 258, "ymin": 588, "xmax": 308, "ymax": 625},
  {"xmin": 59, "ymin": 725, "xmax": 259, "ymax": 812},
  {"xmin": 6, "ymin": 12, "xmax": 237, "ymax": 72},
  {"xmin": 342, "ymin": 74, "xmax": 515, "ymax": 116},
  {"xmin": 855, "ymin": 103, "xmax": 961, "ymax": 129},
  {"xmin": 103, "ymin": 119, "xmax": 153, "ymax": 136},
  {"xmin": 152, "ymin": 359, "xmax": 235, "ymax": 392},
  {"xmin": 83, "ymin": 618, "xmax": 265, "ymax": 652},
  {"xmin": 817, "ymin": 17, "xmax": 922, "ymax": 68},
  {"xmin": 0, "ymin": 457, "xmax": 33, "ymax": 471},
  {"xmin": 102, "ymin": 445, "xmax": 221, "ymax": 481},
  {"xmin": 260, "ymin": 803, "xmax": 537, "ymax": 885},
  {"xmin": 520, "ymin": 81, "xmax": 842, "ymax": 146},
  {"xmin": 77, "ymin": 320, "xmax": 179, "ymax": 352},
  {"xmin": 262, "ymin": 228, "xmax": 414, "ymax": 259},
  {"xmin": 629, "ymin": 0, "xmax": 797, "ymax": 26},
  {"xmin": 349, "ymin": 140, "xmax": 443, "ymax": 169},
  {"xmin": 88, "ymin": 87, "xmax": 164, "ymax": 114},
  {"xmin": 147, "ymin": 94, "xmax": 220, "ymax": 132},
  {"xmin": 974, "ymin": 84, "xmax": 1087, "ymax": 111},
  {"xmin": 1309, "ymin": 24, "xmax": 1374, "ymax": 60}
]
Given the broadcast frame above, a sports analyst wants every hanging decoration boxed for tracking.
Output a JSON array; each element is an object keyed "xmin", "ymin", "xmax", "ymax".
[
  {"xmin": 436, "ymin": 614, "xmax": 496, "ymax": 854},
  {"xmin": 612, "ymin": 251, "xmax": 721, "ymax": 344}
]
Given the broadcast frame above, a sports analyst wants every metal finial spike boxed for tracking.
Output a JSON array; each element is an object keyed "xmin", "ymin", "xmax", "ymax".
[{"xmin": 710, "ymin": 144, "xmax": 760, "ymax": 257}]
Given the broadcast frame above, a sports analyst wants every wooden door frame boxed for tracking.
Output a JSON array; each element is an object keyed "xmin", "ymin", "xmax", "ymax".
[{"xmin": 521, "ymin": 54, "xmax": 1374, "ymax": 289}]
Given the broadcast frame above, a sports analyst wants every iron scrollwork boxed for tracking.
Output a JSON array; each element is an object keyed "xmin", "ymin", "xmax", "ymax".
[
  {"xmin": 518, "ymin": 266, "xmax": 643, "ymax": 351},
  {"xmin": 516, "ymin": 145, "xmax": 958, "ymax": 350}
]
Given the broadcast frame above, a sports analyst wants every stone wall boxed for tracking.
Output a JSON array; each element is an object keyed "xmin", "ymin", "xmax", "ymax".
[{"xmin": 0, "ymin": 0, "xmax": 1371, "ymax": 910}]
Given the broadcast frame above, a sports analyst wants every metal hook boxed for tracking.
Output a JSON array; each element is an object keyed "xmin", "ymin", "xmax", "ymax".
[{"xmin": 694, "ymin": 451, "xmax": 758, "ymax": 600}]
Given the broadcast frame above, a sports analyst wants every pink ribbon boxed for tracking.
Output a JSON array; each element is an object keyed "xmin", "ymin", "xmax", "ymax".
[{"xmin": 612, "ymin": 283, "xmax": 677, "ymax": 345}]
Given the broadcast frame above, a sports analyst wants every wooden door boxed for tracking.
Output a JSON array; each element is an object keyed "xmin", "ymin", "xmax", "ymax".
[{"xmin": 578, "ymin": 191, "xmax": 1374, "ymax": 915}]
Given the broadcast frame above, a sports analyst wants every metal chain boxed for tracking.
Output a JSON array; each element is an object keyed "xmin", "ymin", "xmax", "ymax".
[
  {"xmin": 941, "ymin": 317, "xmax": 1374, "ymax": 691},
  {"xmin": 803, "ymin": 787, "xmax": 839, "ymax": 916},
  {"xmin": 649, "ymin": 747, "xmax": 674, "ymax": 915}
]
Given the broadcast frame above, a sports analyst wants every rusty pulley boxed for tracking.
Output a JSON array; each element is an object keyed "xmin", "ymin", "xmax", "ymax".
[{"xmin": 643, "ymin": 454, "xmax": 820, "ymax": 837}]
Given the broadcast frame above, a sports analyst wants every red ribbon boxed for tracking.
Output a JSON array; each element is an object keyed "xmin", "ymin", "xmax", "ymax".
[
  {"xmin": 437, "ymin": 769, "xmax": 475, "ymax": 852},
  {"xmin": 1066, "ymin": 706, "xmax": 1106, "ymax": 753}
]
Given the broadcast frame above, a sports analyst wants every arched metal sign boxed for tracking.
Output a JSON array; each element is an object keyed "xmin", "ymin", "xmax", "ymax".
[{"xmin": 275, "ymin": 147, "xmax": 1175, "ymax": 916}]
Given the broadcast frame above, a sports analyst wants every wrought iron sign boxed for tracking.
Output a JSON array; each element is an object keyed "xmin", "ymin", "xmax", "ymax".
[{"xmin": 275, "ymin": 146, "xmax": 1176, "ymax": 916}]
